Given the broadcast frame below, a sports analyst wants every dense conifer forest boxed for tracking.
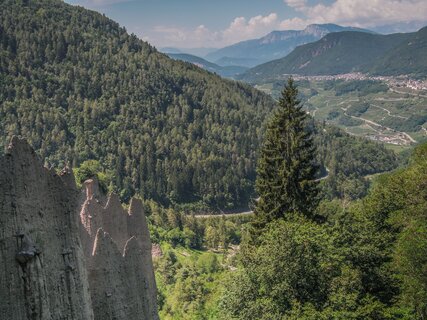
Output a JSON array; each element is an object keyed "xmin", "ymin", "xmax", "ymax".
[
  {"xmin": 0, "ymin": 0, "xmax": 398, "ymax": 210},
  {"xmin": 221, "ymin": 81, "xmax": 427, "ymax": 319},
  {"xmin": 2, "ymin": 1, "xmax": 427, "ymax": 319},
  {"xmin": 0, "ymin": 0, "xmax": 273, "ymax": 207}
]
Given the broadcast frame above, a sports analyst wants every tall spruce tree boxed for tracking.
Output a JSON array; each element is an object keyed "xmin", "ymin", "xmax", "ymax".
[{"xmin": 255, "ymin": 77, "xmax": 318, "ymax": 226}]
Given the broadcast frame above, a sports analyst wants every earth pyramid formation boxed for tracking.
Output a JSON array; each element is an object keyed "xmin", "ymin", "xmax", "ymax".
[{"xmin": 0, "ymin": 137, "xmax": 159, "ymax": 320}]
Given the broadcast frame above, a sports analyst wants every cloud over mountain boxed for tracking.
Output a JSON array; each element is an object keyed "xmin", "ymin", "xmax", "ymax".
[
  {"xmin": 151, "ymin": 13, "xmax": 280, "ymax": 48},
  {"xmin": 282, "ymin": 0, "xmax": 427, "ymax": 30}
]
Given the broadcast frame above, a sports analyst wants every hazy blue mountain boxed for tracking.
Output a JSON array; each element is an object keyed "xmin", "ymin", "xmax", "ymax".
[
  {"xmin": 205, "ymin": 24, "xmax": 373, "ymax": 67},
  {"xmin": 160, "ymin": 47, "xmax": 182, "ymax": 54},
  {"xmin": 214, "ymin": 56, "xmax": 262, "ymax": 68},
  {"xmin": 167, "ymin": 53, "xmax": 248, "ymax": 78},
  {"xmin": 161, "ymin": 47, "xmax": 218, "ymax": 57},
  {"xmin": 239, "ymin": 27, "xmax": 427, "ymax": 82}
]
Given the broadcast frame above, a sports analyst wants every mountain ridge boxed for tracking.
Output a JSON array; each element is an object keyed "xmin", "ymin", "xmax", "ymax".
[
  {"xmin": 167, "ymin": 53, "xmax": 248, "ymax": 78},
  {"xmin": 206, "ymin": 23, "xmax": 374, "ymax": 67},
  {"xmin": 239, "ymin": 28, "xmax": 427, "ymax": 82},
  {"xmin": 0, "ymin": 0, "xmax": 275, "ymax": 209}
]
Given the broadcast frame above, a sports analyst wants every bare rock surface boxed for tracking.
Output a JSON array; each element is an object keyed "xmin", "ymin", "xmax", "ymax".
[
  {"xmin": 0, "ymin": 137, "xmax": 159, "ymax": 320},
  {"xmin": 80, "ymin": 180, "xmax": 159, "ymax": 320}
]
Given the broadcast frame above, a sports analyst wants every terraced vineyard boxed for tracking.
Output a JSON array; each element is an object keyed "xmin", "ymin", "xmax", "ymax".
[{"xmin": 256, "ymin": 79, "xmax": 427, "ymax": 150}]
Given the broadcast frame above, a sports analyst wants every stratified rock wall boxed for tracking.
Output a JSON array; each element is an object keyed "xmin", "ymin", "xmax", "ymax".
[
  {"xmin": 0, "ymin": 137, "xmax": 94, "ymax": 320},
  {"xmin": 0, "ymin": 137, "xmax": 159, "ymax": 320}
]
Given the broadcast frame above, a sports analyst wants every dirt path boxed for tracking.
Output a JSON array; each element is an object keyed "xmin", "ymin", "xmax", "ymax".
[
  {"xmin": 194, "ymin": 211, "xmax": 254, "ymax": 218},
  {"xmin": 374, "ymin": 97, "xmax": 406, "ymax": 102},
  {"xmin": 195, "ymin": 169, "xmax": 330, "ymax": 219},
  {"xmin": 390, "ymin": 87, "xmax": 427, "ymax": 98},
  {"xmin": 370, "ymin": 104, "xmax": 408, "ymax": 120},
  {"xmin": 312, "ymin": 106, "xmax": 319, "ymax": 117},
  {"xmin": 344, "ymin": 110, "xmax": 416, "ymax": 144}
]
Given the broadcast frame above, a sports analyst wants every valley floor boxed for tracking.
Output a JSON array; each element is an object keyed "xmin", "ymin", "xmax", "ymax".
[{"xmin": 256, "ymin": 78, "xmax": 427, "ymax": 150}]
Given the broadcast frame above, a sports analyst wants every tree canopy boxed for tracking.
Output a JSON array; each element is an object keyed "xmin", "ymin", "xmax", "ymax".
[{"xmin": 255, "ymin": 78, "xmax": 318, "ymax": 226}]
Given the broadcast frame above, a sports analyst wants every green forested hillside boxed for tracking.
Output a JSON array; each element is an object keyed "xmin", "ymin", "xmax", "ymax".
[
  {"xmin": 221, "ymin": 131, "xmax": 427, "ymax": 320},
  {"xmin": 370, "ymin": 26, "xmax": 427, "ymax": 77},
  {"xmin": 0, "ymin": 0, "xmax": 274, "ymax": 207},
  {"xmin": 0, "ymin": 0, "xmax": 398, "ymax": 209},
  {"xmin": 239, "ymin": 29, "xmax": 425, "ymax": 82}
]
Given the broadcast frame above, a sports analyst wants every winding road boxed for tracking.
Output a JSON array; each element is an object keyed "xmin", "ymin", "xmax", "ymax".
[
  {"xmin": 340, "ymin": 102, "xmax": 417, "ymax": 144},
  {"xmin": 194, "ymin": 168, "xmax": 330, "ymax": 218}
]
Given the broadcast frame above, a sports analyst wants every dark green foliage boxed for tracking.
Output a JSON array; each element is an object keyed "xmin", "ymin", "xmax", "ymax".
[
  {"xmin": 315, "ymin": 125, "xmax": 397, "ymax": 200},
  {"xmin": 346, "ymin": 102, "xmax": 369, "ymax": 117},
  {"xmin": 221, "ymin": 211, "xmax": 399, "ymax": 319},
  {"xmin": 338, "ymin": 115, "xmax": 364, "ymax": 127},
  {"xmin": 382, "ymin": 114, "xmax": 427, "ymax": 132},
  {"xmin": 73, "ymin": 160, "xmax": 112, "ymax": 193},
  {"xmin": 0, "ymin": 0, "xmax": 274, "ymax": 208},
  {"xmin": 370, "ymin": 26, "xmax": 427, "ymax": 77},
  {"xmin": 255, "ymin": 78, "xmax": 318, "ymax": 225},
  {"xmin": 367, "ymin": 143, "xmax": 427, "ymax": 319},
  {"xmin": 334, "ymin": 80, "xmax": 388, "ymax": 96},
  {"xmin": 221, "ymin": 218, "xmax": 331, "ymax": 320},
  {"xmin": 222, "ymin": 142, "xmax": 427, "ymax": 319},
  {"xmin": 327, "ymin": 110, "xmax": 341, "ymax": 120}
]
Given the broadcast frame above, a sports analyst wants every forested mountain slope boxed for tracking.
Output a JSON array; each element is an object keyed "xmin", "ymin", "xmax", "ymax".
[
  {"xmin": 222, "ymin": 142, "xmax": 427, "ymax": 319},
  {"xmin": 0, "ymin": 0, "xmax": 397, "ymax": 209},
  {"xmin": 0, "ymin": 0, "xmax": 274, "ymax": 208},
  {"xmin": 370, "ymin": 26, "xmax": 427, "ymax": 77},
  {"xmin": 240, "ymin": 30, "xmax": 418, "ymax": 82}
]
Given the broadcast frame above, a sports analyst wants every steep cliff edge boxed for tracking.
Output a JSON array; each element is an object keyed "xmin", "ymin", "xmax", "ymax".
[{"xmin": 0, "ymin": 137, "xmax": 159, "ymax": 320}]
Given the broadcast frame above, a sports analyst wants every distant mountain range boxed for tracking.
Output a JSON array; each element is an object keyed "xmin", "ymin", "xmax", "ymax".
[
  {"xmin": 239, "ymin": 26, "xmax": 427, "ymax": 82},
  {"xmin": 160, "ymin": 47, "xmax": 218, "ymax": 57},
  {"xmin": 205, "ymin": 24, "xmax": 374, "ymax": 67},
  {"xmin": 167, "ymin": 53, "xmax": 248, "ymax": 78}
]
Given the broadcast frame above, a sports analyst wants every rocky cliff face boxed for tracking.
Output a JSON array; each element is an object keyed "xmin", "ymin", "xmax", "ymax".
[
  {"xmin": 0, "ymin": 137, "xmax": 159, "ymax": 320},
  {"xmin": 79, "ymin": 180, "xmax": 159, "ymax": 320}
]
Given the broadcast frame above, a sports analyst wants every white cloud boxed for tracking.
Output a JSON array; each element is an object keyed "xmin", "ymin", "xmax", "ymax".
[
  {"xmin": 282, "ymin": 0, "xmax": 427, "ymax": 29},
  {"xmin": 222, "ymin": 13, "xmax": 278, "ymax": 44},
  {"xmin": 148, "ymin": 13, "xmax": 279, "ymax": 48},
  {"xmin": 279, "ymin": 17, "xmax": 307, "ymax": 30},
  {"xmin": 284, "ymin": 0, "xmax": 307, "ymax": 10},
  {"xmin": 144, "ymin": 1, "xmax": 427, "ymax": 48}
]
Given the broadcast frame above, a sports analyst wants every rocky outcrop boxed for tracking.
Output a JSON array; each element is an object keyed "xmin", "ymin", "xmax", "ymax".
[
  {"xmin": 0, "ymin": 137, "xmax": 159, "ymax": 320},
  {"xmin": 79, "ymin": 180, "xmax": 159, "ymax": 320}
]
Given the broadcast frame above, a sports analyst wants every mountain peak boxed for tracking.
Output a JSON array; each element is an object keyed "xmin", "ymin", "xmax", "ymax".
[{"xmin": 206, "ymin": 23, "xmax": 374, "ymax": 67}]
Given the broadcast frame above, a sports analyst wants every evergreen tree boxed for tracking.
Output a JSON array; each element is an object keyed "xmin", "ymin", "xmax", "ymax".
[{"xmin": 255, "ymin": 77, "xmax": 318, "ymax": 226}]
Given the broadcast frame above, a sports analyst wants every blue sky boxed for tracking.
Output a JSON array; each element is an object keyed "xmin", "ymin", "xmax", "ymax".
[{"xmin": 65, "ymin": 0, "xmax": 427, "ymax": 49}]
